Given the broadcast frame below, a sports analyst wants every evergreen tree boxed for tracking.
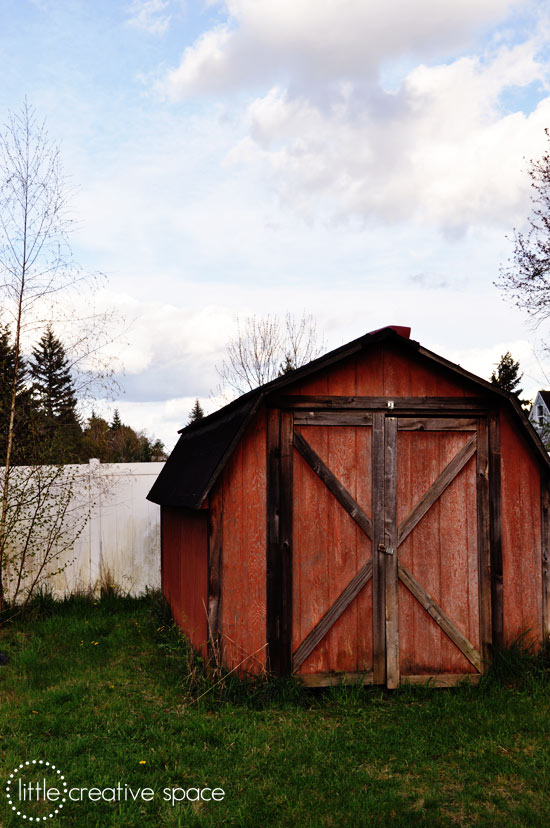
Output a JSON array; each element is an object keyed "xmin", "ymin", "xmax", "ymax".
[
  {"xmin": 110, "ymin": 409, "xmax": 122, "ymax": 431},
  {"xmin": 108, "ymin": 424, "xmax": 141, "ymax": 462},
  {"xmin": 29, "ymin": 326, "xmax": 82, "ymax": 461},
  {"xmin": 30, "ymin": 326, "xmax": 77, "ymax": 419},
  {"xmin": 278, "ymin": 354, "xmax": 296, "ymax": 375},
  {"xmin": 490, "ymin": 352, "xmax": 530, "ymax": 410},
  {"xmin": 108, "ymin": 411, "xmax": 148, "ymax": 461},
  {"xmin": 0, "ymin": 324, "xmax": 21, "ymax": 444},
  {"xmin": 188, "ymin": 399, "xmax": 204, "ymax": 423},
  {"xmin": 0, "ymin": 323, "xmax": 36, "ymax": 464}
]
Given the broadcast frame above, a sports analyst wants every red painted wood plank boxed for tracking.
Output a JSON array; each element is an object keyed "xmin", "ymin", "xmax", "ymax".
[
  {"xmin": 220, "ymin": 411, "xmax": 268, "ymax": 673},
  {"xmin": 383, "ymin": 344, "xmax": 412, "ymax": 398},
  {"xmin": 293, "ymin": 425, "xmax": 331, "ymax": 673},
  {"xmin": 329, "ymin": 424, "xmax": 363, "ymax": 672},
  {"xmin": 291, "ymin": 340, "xmax": 489, "ymax": 405},
  {"xmin": 356, "ymin": 345, "xmax": 384, "ymax": 396},
  {"xmin": 500, "ymin": 411, "xmax": 543, "ymax": 645},
  {"xmin": 162, "ymin": 506, "xmax": 208, "ymax": 655}
]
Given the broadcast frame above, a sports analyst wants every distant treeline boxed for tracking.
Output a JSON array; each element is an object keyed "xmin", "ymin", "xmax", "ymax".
[{"xmin": 1, "ymin": 324, "xmax": 165, "ymax": 465}]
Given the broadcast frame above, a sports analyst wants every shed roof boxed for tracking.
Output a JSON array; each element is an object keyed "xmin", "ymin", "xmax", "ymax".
[{"xmin": 147, "ymin": 326, "xmax": 550, "ymax": 508}]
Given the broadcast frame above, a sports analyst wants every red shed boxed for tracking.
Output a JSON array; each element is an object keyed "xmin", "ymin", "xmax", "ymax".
[{"xmin": 148, "ymin": 327, "xmax": 550, "ymax": 688}]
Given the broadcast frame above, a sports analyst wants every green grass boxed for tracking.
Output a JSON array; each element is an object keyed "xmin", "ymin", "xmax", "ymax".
[{"xmin": 0, "ymin": 593, "xmax": 549, "ymax": 827}]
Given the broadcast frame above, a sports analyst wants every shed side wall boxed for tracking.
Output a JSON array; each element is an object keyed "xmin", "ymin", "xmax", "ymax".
[
  {"xmin": 500, "ymin": 410, "xmax": 543, "ymax": 644},
  {"xmin": 219, "ymin": 409, "xmax": 267, "ymax": 673},
  {"xmin": 162, "ymin": 506, "xmax": 208, "ymax": 653}
]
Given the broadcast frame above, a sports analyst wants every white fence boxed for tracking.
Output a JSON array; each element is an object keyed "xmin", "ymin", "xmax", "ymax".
[{"xmin": 5, "ymin": 460, "xmax": 163, "ymax": 600}]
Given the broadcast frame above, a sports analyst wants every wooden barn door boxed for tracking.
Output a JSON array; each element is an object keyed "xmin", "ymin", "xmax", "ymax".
[
  {"xmin": 268, "ymin": 408, "xmax": 491, "ymax": 687},
  {"xmin": 290, "ymin": 411, "xmax": 375, "ymax": 684},
  {"xmin": 385, "ymin": 416, "xmax": 490, "ymax": 687}
]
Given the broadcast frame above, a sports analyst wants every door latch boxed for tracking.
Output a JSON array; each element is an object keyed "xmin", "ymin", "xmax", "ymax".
[{"xmin": 378, "ymin": 543, "xmax": 394, "ymax": 555}]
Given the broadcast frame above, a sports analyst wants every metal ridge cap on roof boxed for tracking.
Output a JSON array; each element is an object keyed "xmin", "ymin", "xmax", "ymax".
[{"xmin": 368, "ymin": 325, "xmax": 411, "ymax": 338}]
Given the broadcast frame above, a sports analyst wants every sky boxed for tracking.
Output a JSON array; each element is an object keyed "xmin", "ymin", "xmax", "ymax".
[{"xmin": 1, "ymin": 0, "xmax": 550, "ymax": 450}]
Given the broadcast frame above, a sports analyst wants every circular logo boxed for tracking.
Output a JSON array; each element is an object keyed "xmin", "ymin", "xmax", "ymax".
[{"xmin": 5, "ymin": 760, "xmax": 68, "ymax": 822}]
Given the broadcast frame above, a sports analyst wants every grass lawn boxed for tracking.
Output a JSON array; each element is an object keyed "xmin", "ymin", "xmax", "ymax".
[{"xmin": 0, "ymin": 592, "xmax": 549, "ymax": 827}]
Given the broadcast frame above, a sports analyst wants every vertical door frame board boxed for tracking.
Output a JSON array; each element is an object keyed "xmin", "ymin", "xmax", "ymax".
[
  {"xmin": 160, "ymin": 507, "xmax": 164, "ymax": 590},
  {"xmin": 207, "ymin": 494, "xmax": 223, "ymax": 662},
  {"xmin": 476, "ymin": 418, "xmax": 492, "ymax": 666},
  {"xmin": 279, "ymin": 411, "xmax": 294, "ymax": 676},
  {"xmin": 541, "ymin": 473, "xmax": 550, "ymax": 639},
  {"xmin": 384, "ymin": 416, "xmax": 399, "ymax": 689},
  {"xmin": 488, "ymin": 410, "xmax": 503, "ymax": 649},
  {"xmin": 266, "ymin": 409, "xmax": 293, "ymax": 676},
  {"xmin": 372, "ymin": 412, "xmax": 386, "ymax": 685},
  {"xmin": 266, "ymin": 409, "xmax": 282, "ymax": 674}
]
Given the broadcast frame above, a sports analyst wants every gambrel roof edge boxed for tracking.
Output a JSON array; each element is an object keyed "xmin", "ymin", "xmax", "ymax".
[{"xmin": 147, "ymin": 326, "xmax": 550, "ymax": 509}]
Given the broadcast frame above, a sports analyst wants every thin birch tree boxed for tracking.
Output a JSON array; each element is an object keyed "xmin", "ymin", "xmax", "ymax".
[{"xmin": 0, "ymin": 102, "xmax": 116, "ymax": 609}]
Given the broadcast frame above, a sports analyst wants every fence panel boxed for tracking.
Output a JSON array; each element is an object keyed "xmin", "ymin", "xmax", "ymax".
[{"xmin": 5, "ymin": 461, "xmax": 163, "ymax": 600}]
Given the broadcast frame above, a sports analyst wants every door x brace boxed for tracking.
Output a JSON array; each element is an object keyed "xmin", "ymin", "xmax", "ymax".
[{"xmin": 292, "ymin": 429, "xmax": 481, "ymax": 674}]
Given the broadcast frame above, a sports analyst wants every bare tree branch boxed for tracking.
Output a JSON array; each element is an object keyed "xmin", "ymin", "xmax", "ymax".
[
  {"xmin": 216, "ymin": 312, "xmax": 326, "ymax": 398},
  {"xmin": 497, "ymin": 128, "xmax": 550, "ymax": 323}
]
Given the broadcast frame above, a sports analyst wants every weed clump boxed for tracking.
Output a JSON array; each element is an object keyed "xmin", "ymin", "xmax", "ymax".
[
  {"xmin": 481, "ymin": 633, "xmax": 550, "ymax": 690},
  {"xmin": 148, "ymin": 593, "xmax": 309, "ymax": 708}
]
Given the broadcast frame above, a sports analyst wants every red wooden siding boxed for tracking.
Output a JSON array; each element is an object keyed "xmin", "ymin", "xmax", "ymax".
[
  {"xmin": 159, "ymin": 335, "xmax": 548, "ymax": 687},
  {"xmin": 162, "ymin": 506, "xmax": 208, "ymax": 653},
  {"xmin": 293, "ymin": 342, "xmax": 478, "ymax": 399},
  {"xmin": 219, "ymin": 410, "xmax": 268, "ymax": 673},
  {"xmin": 500, "ymin": 411, "xmax": 542, "ymax": 644}
]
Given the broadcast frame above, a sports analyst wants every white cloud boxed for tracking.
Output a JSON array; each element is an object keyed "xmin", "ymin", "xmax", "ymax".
[
  {"xmin": 162, "ymin": 0, "xmax": 522, "ymax": 97},
  {"xmin": 226, "ymin": 37, "xmax": 550, "ymax": 231},
  {"xmin": 156, "ymin": 1, "xmax": 550, "ymax": 232},
  {"xmin": 126, "ymin": 0, "xmax": 173, "ymax": 35},
  {"xmin": 9, "ymin": 0, "xmax": 550, "ymax": 453}
]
